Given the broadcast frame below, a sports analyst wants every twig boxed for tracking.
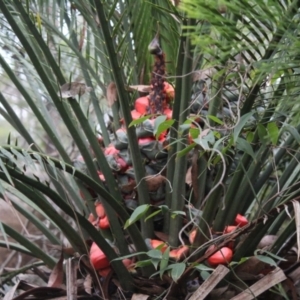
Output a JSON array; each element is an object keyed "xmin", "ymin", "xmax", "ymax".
[{"xmin": 189, "ymin": 265, "xmax": 230, "ymax": 300}]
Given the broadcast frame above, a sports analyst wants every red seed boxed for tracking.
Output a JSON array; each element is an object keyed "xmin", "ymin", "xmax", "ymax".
[
  {"xmin": 148, "ymin": 118, "xmax": 167, "ymax": 140},
  {"xmin": 104, "ymin": 145, "xmax": 120, "ymax": 155},
  {"xmin": 150, "ymin": 239, "xmax": 168, "ymax": 253},
  {"xmin": 234, "ymin": 214, "xmax": 248, "ymax": 227},
  {"xmin": 207, "ymin": 247, "xmax": 233, "ymax": 267},
  {"xmin": 116, "ymin": 156, "xmax": 128, "ymax": 172},
  {"xmin": 169, "ymin": 245, "xmax": 189, "ymax": 261},
  {"xmin": 97, "ymin": 171, "xmax": 105, "ymax": 182},
  {"xmin": 163, "ymin": 82, "xmax": 174, "ymax": 102},
  {"xmin": 79, "ymin": 190, "xmax": 85, "ymax": 199},
  {"xmin": 97, "ymin": 136, "xmax": 104, "ymax": 146},
  {"xmin": 95, "ymin": 202, "xmax": 106, "ymax": 219},
  {"xmin": 99, "ymin": 215, "xmax": 110, "ymax": 229},
  {"xmin": 138, "ymin": 137, "xmax": 156, "ymax": 144},
  {"xmin": 135, "ymin": 96, "xmax": 149, "ymax": 114},
  {"xmin": 122, "ymin": 258, "xmax": 133, "ymax": 269},
  {"xmin": 98, "ymin": 266, "xmax": 111, "ymax": 277},
  {"xmin": 131, "ymin": 109, "xmax": 142, "ymax": 120},
  {"xmin": 89, "ymin": 242, "xmax": 110, "ymax": 270},
  {"xmin": 116, "ymin": 127, "xmax": 127, "ymax": 133},
  {"xmin": 163, "ymin": 107, "xmax": 173, "ymax": 120},
  {"xmin": 189, "ymin": 229, "xmax": 197, "ymax": 244},
  {"xmin": 224, "ymin": 226, "xmax": 237, "ymax": 234},
  {"xmin": 88, "ymin": 213, "xmax": 95, "ymax": 223}
]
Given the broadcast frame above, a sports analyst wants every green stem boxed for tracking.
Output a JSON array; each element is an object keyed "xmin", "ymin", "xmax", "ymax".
[
  {"xmin": 194, "ymin": 154, "xmax": 207, "ymax": 208},
  {"xmin": 212, "ymin": 130, "xmax": 261, "ymax": 231},
  {"xmin": 168, "ymin": 18, "xmax": 195, "ymax": 247},
  {"xmin": 164, "ymin": 30, "xmax": 185, "ymax": 234},
  {"xmin": 207, "ymin": 78, "xmax": 224, "ymax": 125}
]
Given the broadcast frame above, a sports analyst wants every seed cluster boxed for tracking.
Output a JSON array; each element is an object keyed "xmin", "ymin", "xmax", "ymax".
[{"xmin": 148, "ymin": 48, "xmax": 167, "ymax": 115}]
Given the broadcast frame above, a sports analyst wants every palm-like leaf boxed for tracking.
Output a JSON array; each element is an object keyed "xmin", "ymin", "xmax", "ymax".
[
  {"xmin": 1, "ymin": 0, "xmax": 300, "ymax": 298},
  {"xmin": 179, "ymin": 0, "xmax": 300, "ymax": 256},
  {"xmin": 0, "ymin": 0, "xmax": 177, "ymax": 290}
]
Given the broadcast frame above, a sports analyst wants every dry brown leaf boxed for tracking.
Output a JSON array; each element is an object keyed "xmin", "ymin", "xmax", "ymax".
[
  {"xmin": 17, "ymin": 274, "xmax": 46, "ymax": 287},
  {"xmin": 3, "ymin": 280, "xmax": 20, "ymax": 300},
  {"xmin": 131, "ymin": 294, "xmax": 149, "ymax": 300},
  {"xmin": 83, "ymin": 274, "xmax": 92, "ymax": 295},
  {"xmin": 78, "ymin": 20, "xmax": 86, "ymax": 52},
  {"xmin": 209, "ymin": 285, "xmax": 229, "ymax": 299},
  {"xmin": 65, "ymin": 258, "xmax": 77, "ymax": 297},
  {"xmin": 106, "ymin": 82, "xmax": 117, "ymax": 107},
  {"xmin": 231, "ymin": 267, "xmax": 286, "ymax": 300},
  {"xmin": 257, "ymin": 235, "xmax": 278, "ymax": 250},
  {"xmin": 127, "ymin": 85, "xmax": 151, "ymax": 93},
  {"xmin": 154, "ymin": 231, "xmax": 169, "ymax": 242},
  {"xmin": 200, "ymin": 128, "xmax": 210, "ymax": 138},
  {"xmin": 193, "ymin": 67, "xmax": 215, "ymax": 82},
  {"xmin": 48, "ymin": 251, "xmax": 64, "ymax": 288},
  {"xmin": 49, "ymin": 245, "xmax": 76, "ymax": 256},
  {"xmin": 132, "ymin": 276, "xmax": 166, "ymax": 297},
  {"xmin": 171, "ymin": 0, "xmax": 180, "ymax": 7},
  {"xmin": 186, "ymin": 166, "xmax": 192, "ymax": 186},
  {"xmin": 218, "ymin": 3, "xmax": 227, "ymax": 13},
  {"xmin": 57, "ymin": 82, "xmax": 92, "ymax": 98},
  {"xmin": 234, "ymin": 256, "xmax": 270, "ymax": 277},
  {"xmin": 8, "ymin": 286, "xmax": 65, "ymax": 299},
  {"xmin": 145, "ymin": 175, "xmax": 166, "ymax": 192},
  {"xmin": 284, "ymin": 278, "xmax": 299, "ymax": 300},
  {"xmin": 292, "ymin": 200, "xmax": 300, "ymax": 260},
  {"xmin": 120, "ymin": 180, "xmax": 136, "ymax": 193},
  {"xmin": 288, "ymin": 264, "xmax": 300, "ymax": 284}
]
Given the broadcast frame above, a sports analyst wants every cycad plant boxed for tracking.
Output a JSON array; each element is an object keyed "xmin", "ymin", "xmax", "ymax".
[{"xmin": 1, "ymin": 0, "xmax": 300, "ymax": 299}]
